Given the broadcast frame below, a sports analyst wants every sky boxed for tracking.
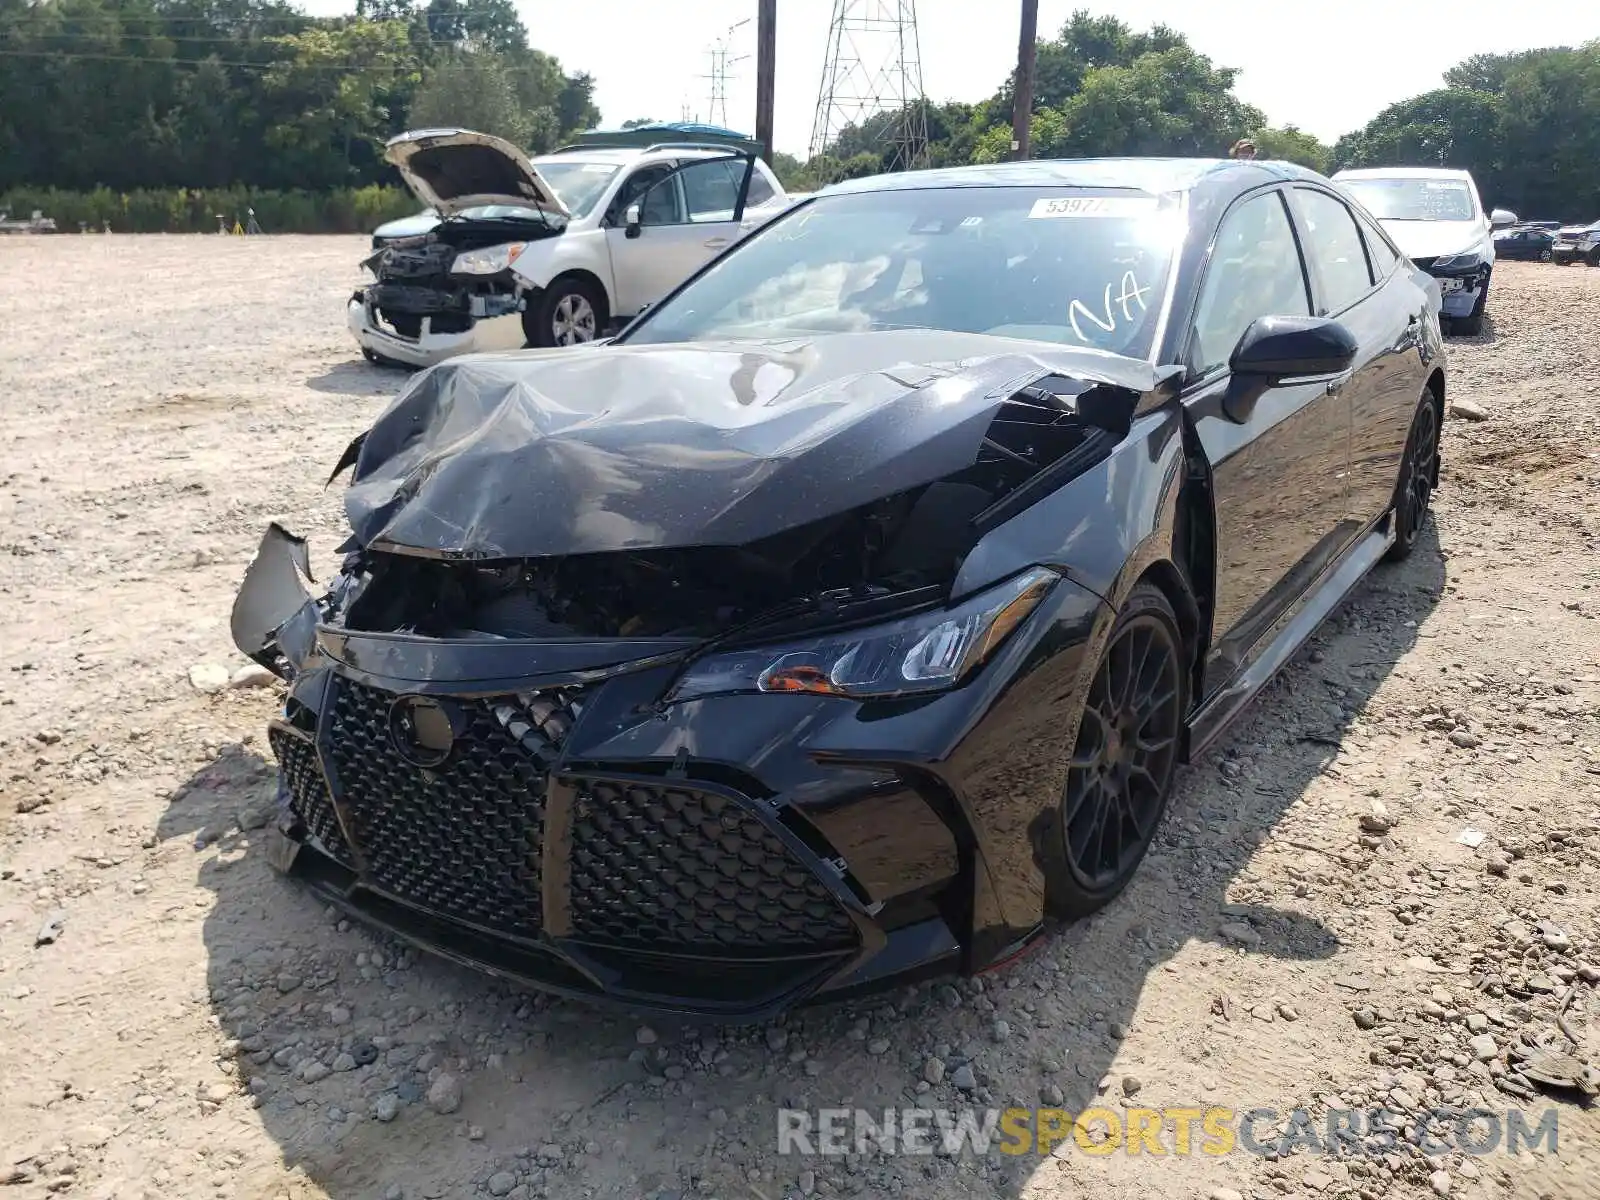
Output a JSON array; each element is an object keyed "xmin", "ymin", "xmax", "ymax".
[{"xmin": 304, "ymin": 0, "xmax": 1600, "ymax": 157}]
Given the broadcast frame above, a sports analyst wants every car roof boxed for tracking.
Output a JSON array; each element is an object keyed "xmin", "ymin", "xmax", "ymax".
[
  {"xmin": 530, "ymin": 146, "xmax": 748, "ymax": 167},
  {"xmin": 819, "ymin": 157, "xmax": 1330, "ymax": 198},
  {"xmin": 1334, "ymin": 166, "xmax": 1476, "ymax": 182}
]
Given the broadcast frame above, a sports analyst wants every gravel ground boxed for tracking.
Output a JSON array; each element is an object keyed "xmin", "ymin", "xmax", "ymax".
[{"xmin": 1, "ymin": 236, "xmax": 1598, "ymax": 1200}]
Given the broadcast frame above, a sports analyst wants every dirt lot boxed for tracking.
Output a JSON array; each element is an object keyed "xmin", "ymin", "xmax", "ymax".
[{"xmin": 1, "ymin": 238, "xmax": 1598, "ymax": 1200}]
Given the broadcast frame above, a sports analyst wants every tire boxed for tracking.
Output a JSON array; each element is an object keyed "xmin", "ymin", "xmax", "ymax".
[
  {"xmin": 1586, "ymin": 250, "xmax": 1600, "ymax": 268},
  {"xmin": 1047, "ymin": 583, "xmax": 1187, "ymax": 919},
  {"xmin": 524, "ymin": 277, "xmax": 606, "ymax": 348},
  {"xmin": 1384, "ymin": 390, "xmax": 1440, "ymax": 564},
  {"xmin": 1540, "ymin": 250, "xmax": 1553, "ymax": 263}
]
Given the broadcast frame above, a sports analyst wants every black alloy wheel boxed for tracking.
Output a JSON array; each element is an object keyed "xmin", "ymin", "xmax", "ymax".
[
  {"xmin": 1384, "ymin": 393, "xmax": 1440, "ymax": 563},
  {"xmin": 1053, "ymin": 584, "xmax": 1185, "ymax": 917}
]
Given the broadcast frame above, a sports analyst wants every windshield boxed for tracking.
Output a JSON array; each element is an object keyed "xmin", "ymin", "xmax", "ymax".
[
  {"xmin": 1341, "ymin": 177, "xmax": 1476, "ymax": 222},
  {"xmin": 530, "ymin": 160, "xmax": 621, "ymax": 219},
  {"xmin": 620, "ymin": 185, "xmax": 1185, "ymax": 359}
]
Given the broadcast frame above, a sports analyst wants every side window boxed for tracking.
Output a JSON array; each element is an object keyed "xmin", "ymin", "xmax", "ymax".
[
  {"xmin": 745, "ymin": 169, "xmax": 775, "ymax": 207},
  {"xmin": 1357, "ymin": 211, "xmax": 1399, "ymax": 280},
  {"xmin": 610, "ymin": 164, "xmax": 674, "ymax": 225},
  {"xmin": 679, "ymin": 159, "xmax": 743, "ymax": 222},
  {"xmin": 1189, "ymin": 190, "xmax": 1311, "ymax": 376},
  {"xmin": 1295, "ymin": 189, "xmax": 1376, "ymax": 312}
]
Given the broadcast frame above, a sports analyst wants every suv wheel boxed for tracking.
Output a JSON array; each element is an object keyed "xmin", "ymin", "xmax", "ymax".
[{"xmin": 525, "ymin": 278, "xmax": 606, "ymax": 348}]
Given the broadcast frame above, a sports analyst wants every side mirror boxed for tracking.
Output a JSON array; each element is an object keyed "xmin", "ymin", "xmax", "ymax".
[
  {"xmin": 1230, "ymin": 315, "xmax": 1358, "ymax": 378},
  {"xmin": 1223, "ymin": 315, "xmax": 1358, "ymax": 423},
  {"xmin": 624, "ymin": 203, "xmax": 642, "ymax": 239},
  {"xmin": 1489, "ymin": 208, "xmax": 1517, "ymax": 230}
]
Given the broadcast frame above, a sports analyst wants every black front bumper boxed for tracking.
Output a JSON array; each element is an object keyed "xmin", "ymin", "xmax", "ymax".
[
  {"xmin": 264, "ymin": 666, "xmax": 975, "ymax": 1020},
  {"xmin": 239, "ymin": 522, "xmax": 1110, "ymax": 1019}
]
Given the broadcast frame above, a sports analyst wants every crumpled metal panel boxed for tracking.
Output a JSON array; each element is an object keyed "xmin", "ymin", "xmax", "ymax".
[{"xmin": 340, "ymin": 330, "xmax": 1173, "ymax": 560}]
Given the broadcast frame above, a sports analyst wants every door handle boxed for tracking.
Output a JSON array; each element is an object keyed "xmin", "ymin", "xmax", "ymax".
[{"xmin": 703, "ymin": 236, "xmax": 730, "ymax": 250}]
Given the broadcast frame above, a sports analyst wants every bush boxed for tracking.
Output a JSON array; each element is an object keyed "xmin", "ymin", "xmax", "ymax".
[{"xmin": 0, "ymin": 186, "xmax": 417, "ymax": 233}]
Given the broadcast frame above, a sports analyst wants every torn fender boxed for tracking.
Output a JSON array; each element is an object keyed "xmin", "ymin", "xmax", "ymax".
[{"xmin": 230, "ymin": 524, "xmax": 323, "ymax": 678}]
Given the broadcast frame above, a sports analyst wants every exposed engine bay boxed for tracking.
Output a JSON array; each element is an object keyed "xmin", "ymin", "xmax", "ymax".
[
  {"xmin": 334, "ymin": 374, "xmax": 1135, "ymax": 642},
  {"xmin": 358, "ymin": 212, "xmax": 562, "ymax": 340}
]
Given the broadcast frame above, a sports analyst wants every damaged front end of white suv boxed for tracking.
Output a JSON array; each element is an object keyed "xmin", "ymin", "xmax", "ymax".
[{"xmin": 349, "ymin": 129, "xmax": 570, "ymax": 369}]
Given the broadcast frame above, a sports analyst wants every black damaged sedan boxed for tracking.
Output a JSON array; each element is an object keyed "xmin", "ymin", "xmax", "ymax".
[{"xmin": 234, "ymin": 158, "xmax": 1445, "ymax": 1019}]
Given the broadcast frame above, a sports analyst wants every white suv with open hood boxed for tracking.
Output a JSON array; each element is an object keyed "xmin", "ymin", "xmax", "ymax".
[
  {"xmin": 1332, "ymin": 166, "xmax": 1515, "ymax": 335},
  {"xmin": 349, "ymin": 126, "xmax": 791, "ymax": 367}
]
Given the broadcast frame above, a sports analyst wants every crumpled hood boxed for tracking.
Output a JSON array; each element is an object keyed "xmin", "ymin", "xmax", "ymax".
[
  {"xmin": 1381, "ymin": 218, "xmax": 1490, "ymax": 261},
  {"xmin": 340, "ymin": 331, "xmax": 1178, "ymax": 559}
]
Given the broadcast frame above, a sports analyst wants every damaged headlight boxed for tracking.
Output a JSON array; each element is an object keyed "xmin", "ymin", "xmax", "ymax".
[
  {"xmin": 668, "ymin": 568, "xmax": 1058, "ymax": 703},
  {"xmin": 451, "ymin": 243, "xmax": 526, "ymax": 275},
  {"xmin": 1431, "ymin": 252, "xmax": 1482, "ymax": 271}
]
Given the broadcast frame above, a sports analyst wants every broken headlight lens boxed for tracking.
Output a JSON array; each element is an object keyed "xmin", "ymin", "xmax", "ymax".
[
  {"xmin": 668, "ymin": 567, "xmax": 1058, "ymax": 703},
  {"xmin": 451, "ymin": 243, "xmax": 526, "ymax": 275}
]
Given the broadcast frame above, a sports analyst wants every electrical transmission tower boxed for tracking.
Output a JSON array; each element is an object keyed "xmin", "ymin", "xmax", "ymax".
[
  {"xmin": 810, "ymin": 0, "xmax": 929, "ymax": 173},
  {"xmin": 703, "ymin": 19, "xmax": 751, "ymax": 129}
]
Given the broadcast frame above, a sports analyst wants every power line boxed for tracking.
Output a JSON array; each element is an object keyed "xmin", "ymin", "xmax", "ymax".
[
  {"xmin": 0, "ymin": 47, "xmax": 563, "ymax": 74},
  {"xmin": 811, "ymin": 0, "xmax": 928, "ymax": 173}
]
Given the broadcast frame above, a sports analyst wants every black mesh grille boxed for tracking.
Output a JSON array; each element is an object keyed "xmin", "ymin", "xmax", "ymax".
[
  {"xmin": 321, "ymin": 680, "xmax": 581, "ymax": 939},
  {"xmin": 568, "ymin": 779, "xmax": 858, "ymax": 952},
  {"xmin": 269, "ymin": 725, "xmax": 352, "ymax": 865}
]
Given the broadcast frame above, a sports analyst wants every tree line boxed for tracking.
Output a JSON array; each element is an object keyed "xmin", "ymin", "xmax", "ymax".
[
  {"xmin": 788, "ymin": 13, "xmax": 1600, "ymax": 221},
  {"xmin": 1, "ymin": 4, "xmax": 1597, "ymax": 231},
  {"xmin": 0, "ymin": 0, "xmax": 599, "ymax": 228}
]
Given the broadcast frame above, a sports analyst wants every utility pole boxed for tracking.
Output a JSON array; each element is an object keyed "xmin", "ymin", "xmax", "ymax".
[
  {"xmin": 1011, "ymin": 0, "xmax": 1038, "ymax": 160},
  {"xmin": 756, "ymin": 0, "xmax": 777, "ymax": 161}
]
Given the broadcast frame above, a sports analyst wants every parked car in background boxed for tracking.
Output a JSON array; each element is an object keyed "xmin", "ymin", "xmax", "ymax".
[
  {"xmin": 1332, "ymin": 166, "xmax": 1508, "ymax": 334},
  {"xmin": 0, "ymin": 209, "xmax": 58, "ymax": 234},
  {"xmin": 349, "ymin": 124, "xmax": 794, "ymax": 367},
  {"xmin": 370, "ymin": 207, "xmax": 438, "ymax": 247},
  {"xmin": 1493, "ymin": 225, "xmax": 1557, "ymax": 261},
  {"xmin": 1552, "ymin": 220, "xmax": 1600, "ymax": 266},
  {"xmin": 235, "ymin": 156, "xmax": 1446, "ymax": 1018}
]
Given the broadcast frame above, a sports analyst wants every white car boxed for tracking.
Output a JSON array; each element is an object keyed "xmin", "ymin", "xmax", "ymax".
[
  {"xmin": 1332, "ymin": 166, "xmax": 1515, "ymax": 335},
  {"xmin": 349, "ymin": 127, "xmax": 793, "ymax": 367}
]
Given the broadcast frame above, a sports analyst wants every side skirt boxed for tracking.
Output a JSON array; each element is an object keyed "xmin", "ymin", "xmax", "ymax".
[{"xmin": 1185, "ymin": 519, "xmax": 1395, "ymax": 761}]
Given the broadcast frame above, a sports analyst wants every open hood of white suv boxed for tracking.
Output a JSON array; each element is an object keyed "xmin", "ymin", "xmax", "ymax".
[{"xmin": 384, "ymin": 128, "xmax": 570, "ymax": 219}]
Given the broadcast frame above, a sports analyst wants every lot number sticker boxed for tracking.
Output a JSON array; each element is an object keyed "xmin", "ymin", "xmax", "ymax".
[{"xmin": 1028, "ymin": 195, "xmax": 1159, "ymax": 219}]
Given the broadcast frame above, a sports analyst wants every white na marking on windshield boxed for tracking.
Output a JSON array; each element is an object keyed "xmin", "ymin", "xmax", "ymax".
[{"xmin": 1069, "ymin": 271, "xmax": 1150, "ymax": 343}]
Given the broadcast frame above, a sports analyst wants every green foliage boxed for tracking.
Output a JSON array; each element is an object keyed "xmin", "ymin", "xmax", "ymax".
[
  {"xmin": 809, "ymin": 12, "xmax": 1266, "ymax": 181},
  {"xmin": 0, "ymin": 0, "xmax": 601, "ymax": 196},
  {"xmin": 1336, "ymin": 42, "xmax": 1600, "ymax": 217},
  {"xmin": 0, "ymin": 184, "xmax": 415, "ymax": 232},
  {"xmin": 1249, "ymin": 126, "xmax": 1334, "ymax": 174},
  {"xmin": 409, "ymin": 44, "xmax": 535, "ymax": 146}
]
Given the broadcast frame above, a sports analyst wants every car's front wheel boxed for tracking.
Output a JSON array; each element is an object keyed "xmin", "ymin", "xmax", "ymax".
[
  {"xmin": 1047, "ymin": 583, "xmax": 1186, "ymax": 919},
  {"xmin": 1384, "ymin": 390, "xmax": 1440, "ymax": 563},
  {"xmin": 524, "ymin": 277, "xmax": 606, "ymax": 348}
]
